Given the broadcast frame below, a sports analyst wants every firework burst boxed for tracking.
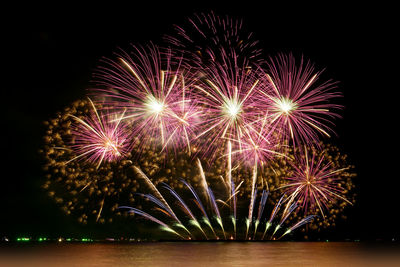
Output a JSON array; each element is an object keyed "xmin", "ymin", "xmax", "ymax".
[
  {"xmin": 92, "ymin": 44, "xmax": 200, "ymax": 153},
  {"xmin": 228, "ymin": 117, "xmax": 284, "ymax": 167},
  {"xmin": 164, "ymin": 11, "xmax": 264, "ymax": 70},
  {"xmin": 41, "ymin": 99, "xmax": 170, "ymax": 224},
  {"xmin": 256, "ymin": 54, "xmax": 342, "ymax": 146},
  {"xmin": 67, "ymin": 98, "xmax": 131, "ymax": 169},
  {"xmin": 281, "ymin": 146, "xmax": 353, "ymax": 218},
  {"xmin": 192, "ymin": 54, "xmax": 262, "ymax": 159},
  {"xmin": 162, "ymin": 85, "xmax": 203, "ymax": 154}
]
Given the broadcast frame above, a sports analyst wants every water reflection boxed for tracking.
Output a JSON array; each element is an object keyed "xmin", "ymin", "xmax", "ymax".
[{"xmin": 1, "ymin": 242, "xmax": 399, "ymax": 267}]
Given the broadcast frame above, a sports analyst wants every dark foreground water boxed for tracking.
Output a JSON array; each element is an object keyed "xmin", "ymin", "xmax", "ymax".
[{"xmin": 1, "ymin": 242, "xmax": 399, "ymax": 267}]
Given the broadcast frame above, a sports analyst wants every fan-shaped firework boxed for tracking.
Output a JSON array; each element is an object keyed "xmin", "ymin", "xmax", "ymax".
[
  {"xmin": 164, "ymin": 11, "xmax": 264, "ymax": 70},
  {"xmin": 256, "ymin": 54, "xmax": 342, "ymax": 146},
  {"xmin": 121, "ymin": 161, "xmax": 316, "ymax": 240},
  {"xmin": 92, "ymin": 44, "xmax": 200, "ymax": 154}
]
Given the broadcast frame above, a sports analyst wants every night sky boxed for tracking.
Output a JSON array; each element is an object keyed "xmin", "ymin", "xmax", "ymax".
[{"xmin": 3, "ymin": 4, "xmax": 397, "ymax": 241}]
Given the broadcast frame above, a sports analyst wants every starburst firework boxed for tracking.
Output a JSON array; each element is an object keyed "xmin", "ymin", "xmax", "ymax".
[
  {"xmin": 193, "ymin": 54, "xmax": 261, "ymax": 159},
  {"xmin": 281, "ymin": 146, "xmax": 353, "ymax": 218},
  {"xmin": 92, "ymin": 44, "xmax": 199, "ymax": 153},
  {"xmin": 256, "ymin": 54, "xmax": 342, "ymax": 146},
  {"xmin": 67, "ymin": 98, "xmax": 131, "ymax": 169},
  {"xmin": 164, "ymin": 11, "xmax": 264, "ymax": 70}
]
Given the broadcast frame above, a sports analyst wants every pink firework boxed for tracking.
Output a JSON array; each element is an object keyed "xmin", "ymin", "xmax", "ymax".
[
  {"xmin": 193, "ymin": 53, "xmax": 262, "ymax": 159},
  {"xmin": 256, "ymin": 54, "xmax": 342, "ymax": 146},
  {"xmin": 162, "ymin": 85, "xmax": 203, "ymax": 154},
  {"xmin": 228, "ymin": 115, "xmax": 284, "ymax": 167},
  {"xmin": 92, "ymin": 44, "xmax": 200, "ymax": 153},
  {"xmin": 226, "ymin": 116, "xmax": 284, "ymax": 236},
  {"xmin": 68, "ymin": 98, "xmax": 131, "ymax": 169},
  {"xmin": 281, "ymin": 147, "xmax": 351, "ymax": 217},
  {"xmin": 164, "ymin": 11, "xmax": 264, "ymax": 69}
]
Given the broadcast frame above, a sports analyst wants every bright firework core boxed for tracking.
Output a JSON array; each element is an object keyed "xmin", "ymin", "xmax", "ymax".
[
  {"xmin": 104, "ymin": 139, "xmax": 121, "ymax": 156},
  {"xmin": 145, "ymin": 95, "xmax": 165, "ymax": 115},
  {"xmin": 276, "ymin": 97, "xmax": 297, "ymax": 115},
  {"xmin": 224, "ymin": 99, "xmax": 242, "ymax": 119}
]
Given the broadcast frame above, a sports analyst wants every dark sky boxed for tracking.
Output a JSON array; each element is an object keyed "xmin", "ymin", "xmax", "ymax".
[{"xmin": 3, "ymin": 3, "xmax": 397, "ymax": 241}]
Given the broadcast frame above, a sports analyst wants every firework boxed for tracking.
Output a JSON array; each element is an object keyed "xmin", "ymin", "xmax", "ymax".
[
  {"xmin": 164, "ymin": 11, "xmax": 264, "ymax": 70},
  {"xmin": 133, "ymin": 166, "xmax": 193, "ymax": 238},
  {"xmin": 67, "ymin": 98, "xmax": 131, "ymax": 169},
  {"xmin": 40, "ymin": 12, "xmax": 357, "ymax": 241},
  {"xmin": 164, "ymin": 11, "xmax": 270, "ymax": 160},
  {"xmin": 224, "ymin": 119, "xmax": 284, "ymax": 239},
  {"xmin": 279, "ymin": 144, "xmax": 355, "ymax": 221},
  {"xmin": 40, "ymin": 99, "xmax": 166, "ymax": 224},
  {"xmin": 122, "ymin": 163, "xmax": 315, "ymax": 240},
  {"xmin": 92, "ymin": 44, "xmax": 200, "ymax": 154},
  {"xmin": 41, "ymin": 100, "xmax": 354, "ymax": 236},
  {"xmin": 119, "ymin": 206, "xmax": 186, "ymax": 239},
  {"xmin": 280, "ymin": 215, "xmax": 317, "ymax": 239},
  {"xmin": 256, "ymin": 54, "xmax": 342, "ymax": 146},
  {"xmin": 181, "ymin": 179, "xmax": 218, "ymax": 238},
  {"xmin": 226, "ymin": 142, "xmax": 356, "ymax": 234},
  {"xmin": 253, "ymin": 190, "xmax": 268, "ymax": 239},
  {"xmin": 261, "ymin": 193, "xmax": 285, "ymax": 240},
  {"xmin": 192, "ymin": 54, "xmax": 262, "ymax": 160},
  {"xmin": 228, "ymin": 118, "xmax": 284, "ymax": 167}
]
